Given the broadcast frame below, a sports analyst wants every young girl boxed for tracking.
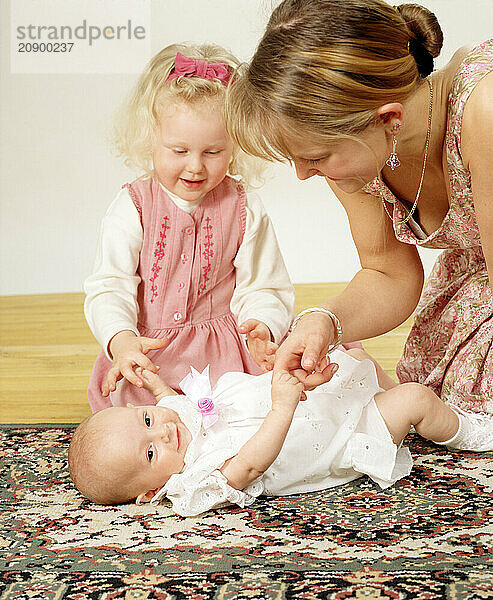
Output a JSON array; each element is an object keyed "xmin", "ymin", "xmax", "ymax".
[
  {"xmin": 84, "ymin": 43, "xmax": 295, "ymax": 412},
  {"xmin": 68, "ymin": 348, "xmax": 491, "ymax": 516}
]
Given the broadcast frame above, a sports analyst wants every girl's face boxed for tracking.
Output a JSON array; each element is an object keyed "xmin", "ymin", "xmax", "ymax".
[
  {"xmin": 281, "ymin": 124, "xmax": 388, "ymax": 194},
  {"xmin": 153, "ymin": 98, "xmax": 233, "ymax": 201}
]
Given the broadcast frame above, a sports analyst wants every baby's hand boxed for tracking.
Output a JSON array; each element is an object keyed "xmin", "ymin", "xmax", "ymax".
[
  {"xmin": 239, "ymin": 319, "xmax": 278, "ymax": 372},
  {"xmin": 134, "ymin": 367, "xmax": 171, "ymax": 399},
  {"xmin": 271, "ymin": 369, "xmax": 306, "ymax": 411},
  {"xmin": 102, "ymin": 331, "xmax": 170, "ymax": 396}
]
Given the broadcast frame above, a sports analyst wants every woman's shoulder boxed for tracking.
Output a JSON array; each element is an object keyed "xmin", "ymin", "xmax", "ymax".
[
  {"xmin": 445, "ymin": 44, "xmax": 474, "ymax": 72},
  {"xmin": 460, "ymin": 66, "xmax": 493, "ymax": 169},
  {"xmin": 441, "ymin": 40, "xmax": 493, "ymax": 95},
  {"xmin": 437, "ymin": 44, "xmax": 474, "ymax": 95}
]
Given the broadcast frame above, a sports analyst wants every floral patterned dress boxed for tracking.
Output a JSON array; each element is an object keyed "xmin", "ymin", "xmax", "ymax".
[{"xmin": 364, "ymin": 40, "xmax": 493, "ymax": 414}]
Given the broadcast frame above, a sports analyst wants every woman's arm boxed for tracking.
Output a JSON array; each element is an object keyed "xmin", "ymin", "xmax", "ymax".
[
  {"xmin": 220, "ymin": 371, "xmax": 304, "ymax": 490},
  {"xmin": 323, "ymin": 181, "xmax": 424, "ymax": 340},
  {"xmin": 461, "ymin": 71, "xmax": 493, "ymax": 287},
  {"xmin": 275, "ymin": 183, "xmax": 424, "ymax": 383}
]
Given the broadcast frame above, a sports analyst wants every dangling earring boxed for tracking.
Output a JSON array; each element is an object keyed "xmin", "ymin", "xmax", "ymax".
[{"xmin": 386, "ymin": 123, "xmax": 401, "ymax": 171}]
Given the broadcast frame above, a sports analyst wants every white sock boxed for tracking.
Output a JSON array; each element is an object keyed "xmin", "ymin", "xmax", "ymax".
[{"xmin": 433, "ymin": 406, "xmax": 493, "ymax": 452}]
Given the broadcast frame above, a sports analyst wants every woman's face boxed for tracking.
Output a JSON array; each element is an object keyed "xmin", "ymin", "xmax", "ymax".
[{"xmin": 281, "ymin": 124, "xmax": 389, "ymax": 194}]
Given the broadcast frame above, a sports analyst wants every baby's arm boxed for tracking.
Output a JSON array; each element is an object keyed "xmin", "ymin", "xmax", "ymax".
[
  {"xmin": 135, "ymin": 367, "xmax": 178, "ymax": 401},
  {"xmin": 220, "ymin": 371, "xmax": 303, "ymax": 490}
]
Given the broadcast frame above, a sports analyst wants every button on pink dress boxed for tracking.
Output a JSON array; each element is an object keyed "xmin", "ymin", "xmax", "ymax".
[
  {"xmin": 87, "ymin": 176, "xmax": 261, "ymax": 412},
  {"xmin": 364, "ymin": 40, "xmax": 493, "ymax": 414}
]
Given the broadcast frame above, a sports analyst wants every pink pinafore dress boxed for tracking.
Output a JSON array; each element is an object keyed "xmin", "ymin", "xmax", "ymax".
[
  {"xmin": 364, "ymin": 40, "xmax": 493, "ymax": 414},
  {"xmin": 87, "ymin": 175, "xmax": 261, "ymax": 412}
]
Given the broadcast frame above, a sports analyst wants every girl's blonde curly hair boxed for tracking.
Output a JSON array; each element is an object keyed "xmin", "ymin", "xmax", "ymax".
[{"xmin": 113, "ymin": 43, "xmax": 264, "ymax": 187}]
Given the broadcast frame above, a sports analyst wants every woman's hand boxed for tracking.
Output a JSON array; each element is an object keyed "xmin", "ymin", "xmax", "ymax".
[
  {"xmin": 274, "ymin": 312, "xmax": 339, "ymax": 389},
  {"xmin": 102, "ymin": 331, "xmax": 170, "ymax": 396}
]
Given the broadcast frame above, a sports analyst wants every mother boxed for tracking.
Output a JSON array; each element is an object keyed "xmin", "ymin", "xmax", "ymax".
[{"xmin": 226, "ymin": 0, "xmax": 492, "ymax": 413}]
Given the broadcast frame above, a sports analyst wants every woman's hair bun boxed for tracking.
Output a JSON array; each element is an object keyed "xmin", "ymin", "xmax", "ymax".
[{"xmin": 397, "ymin": 3, "xmax": 444, "ymax": 77}]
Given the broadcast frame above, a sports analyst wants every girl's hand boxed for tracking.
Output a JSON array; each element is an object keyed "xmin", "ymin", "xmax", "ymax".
[
  {"xmin": 271, "ymin": 369, "xmax": 306, "ymax": 409},
  {"xmin": 239, "ymin": 319, "xmax": 278, "ymax": 372},
  {"xmin": 102, "ymin": 331, "xmax": 170, "ymax": 396},
  {"xmin": 274, "ymin": 313, "xmax": 339, "ymax": 389}
]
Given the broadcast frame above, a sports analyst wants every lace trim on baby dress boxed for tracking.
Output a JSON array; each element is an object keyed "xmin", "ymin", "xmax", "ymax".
[
  {"xmin": 149, "ymin": 433, "xmax": 264, "ymax": 517},
  {"xmin": 157, "ymin": 469, "xmax": 263, "ymax": 517}
]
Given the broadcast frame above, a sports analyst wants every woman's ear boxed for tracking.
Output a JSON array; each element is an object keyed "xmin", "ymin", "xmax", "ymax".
[
  {"xmin": 135, "ymin": 488, "xmax": 159, "ymax": 505},
  {"xmin": 376, "ymin": 103, "xmax": 404, "ymax": 130}
]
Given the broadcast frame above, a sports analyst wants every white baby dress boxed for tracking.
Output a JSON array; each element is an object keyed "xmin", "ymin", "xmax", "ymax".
[{"xmin": 150, "ymin": 349, "xmax": 413, "ymax": 516}]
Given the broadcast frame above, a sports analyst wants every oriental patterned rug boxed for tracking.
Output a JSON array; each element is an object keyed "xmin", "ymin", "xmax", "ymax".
[{"xmin": 0, "ymin": 424, "xmax": 492, "ymax": 599}]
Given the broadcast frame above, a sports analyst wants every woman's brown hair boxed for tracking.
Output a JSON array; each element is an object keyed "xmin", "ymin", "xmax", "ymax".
[{"xmin": 226, "ymin": 0, "xmax": 443, "ymax": 161}]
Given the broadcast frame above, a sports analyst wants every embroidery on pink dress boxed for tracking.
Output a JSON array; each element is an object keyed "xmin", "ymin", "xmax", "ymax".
[
  {"xmin": 198, "ymin": 216, "xmax": 214, "ymax": 296},
  {"xmin": 149, "ymin": 216, "xmax": 170, "ymax": 303},
  {"xmin": 236, "ymin": 181, "xmax": 247, "ymax": 237}
]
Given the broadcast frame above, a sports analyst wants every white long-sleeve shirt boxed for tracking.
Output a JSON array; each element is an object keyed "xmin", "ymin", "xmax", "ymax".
[{"xmin": 84, "ymin": 184, "xmax": 295, "ymax": 358}]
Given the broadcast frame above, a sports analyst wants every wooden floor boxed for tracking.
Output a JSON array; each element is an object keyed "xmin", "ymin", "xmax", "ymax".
[{"xmin": 0, "ymin": 285, "xmax": 412, "ymax": 424}]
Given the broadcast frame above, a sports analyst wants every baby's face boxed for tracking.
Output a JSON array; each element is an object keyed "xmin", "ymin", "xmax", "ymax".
[{"xmin": 99, "ymin": 404, "xmax": 192, "ymax": 498}]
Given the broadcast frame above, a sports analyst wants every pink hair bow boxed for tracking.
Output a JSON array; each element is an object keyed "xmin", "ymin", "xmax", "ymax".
[
  {"xmin": 167, "ymin": 52, "xmax": 231, "ymax": 87},
  {"xmin": 180, "ymin": 365, "xmax": 219, "ymax": 429}
]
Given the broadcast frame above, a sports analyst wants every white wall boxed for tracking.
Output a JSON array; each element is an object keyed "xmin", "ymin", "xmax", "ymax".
[{"xmin": 1, "ymin": 0, "xmax": 492, "ymax": 295}]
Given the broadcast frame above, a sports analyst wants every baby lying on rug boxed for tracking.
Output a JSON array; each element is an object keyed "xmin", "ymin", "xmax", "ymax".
[{"xmin": 68, "ymin": 349, "xmax": 491, "ymax": 517}]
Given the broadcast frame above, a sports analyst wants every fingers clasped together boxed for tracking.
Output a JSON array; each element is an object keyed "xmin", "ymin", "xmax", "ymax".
[
  {"xmin": 272, "ymin": 311, "xmax": 340, "ymax": 393},
  {"xmin": 103, "ymin": 331, "xmax": 170, "ymax": 396}
]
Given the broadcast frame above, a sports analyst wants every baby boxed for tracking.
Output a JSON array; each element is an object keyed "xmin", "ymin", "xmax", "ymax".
[{"xmin": 68, "ymin": 349, "xmax": 490, "ymax": 516}]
